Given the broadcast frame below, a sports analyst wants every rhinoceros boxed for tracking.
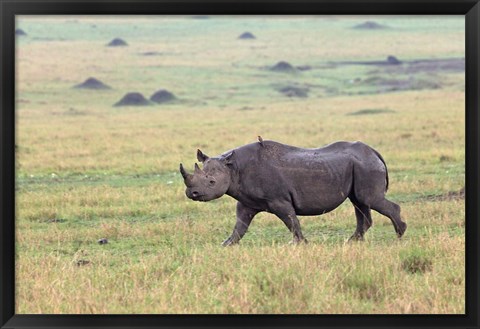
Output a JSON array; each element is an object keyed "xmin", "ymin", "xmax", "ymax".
[{"xmin": 180, "ymin": 139, "xmax": 407, "ymax": 246}]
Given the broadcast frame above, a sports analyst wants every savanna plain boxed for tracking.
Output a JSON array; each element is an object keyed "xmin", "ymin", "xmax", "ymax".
[{"xmin": 15, "ymin": 16, "xmax": 465, "ymax": 314}]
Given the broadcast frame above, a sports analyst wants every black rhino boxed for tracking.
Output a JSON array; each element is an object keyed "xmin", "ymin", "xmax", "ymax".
[{"xmin": 180, "ymin": 139, "xmax": 407, "ymax": 246}]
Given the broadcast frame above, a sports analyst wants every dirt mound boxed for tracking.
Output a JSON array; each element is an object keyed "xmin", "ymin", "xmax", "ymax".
[
  {"xmin": 353, "ymin": 21, "xmax": 388, "ymax": 30},
  {"xmin": 238, "ymin": 32, "xmax": 256, "ymax": 39},
  {"xmin": 347, "ymin": 108, "xmax": 395, "ymax": 116},
  {"xmin": 423, "ymin": 187, "xmax": 465, "ymax": 202},
  {"xmin": 74, "ymin": 77, "xmax": 111, "ymax": 90},
  {"xmin": 270, "ymin": 61, "xmax": 297, "ymax": 73},
  {"xmin": 387, "ymin": 55, "xmax": 401, "ymax": 65},
  {"xmin": 114, "ymin": 92, "xmax": 151, "ymax": 107},
  {"xmin": 107, "ymin": 38, "xmax": 128, "ymax": 47},
  {"xmin": 277, "ymin": 86, "xmax": 309, "ymax": 98},
  {"xmin": 150, "ymin": 90, "xmax": 176, "ymax": 103},
  {"xmin": 15, "ymin": 29, "xmax": 27, "ymax": 36}
]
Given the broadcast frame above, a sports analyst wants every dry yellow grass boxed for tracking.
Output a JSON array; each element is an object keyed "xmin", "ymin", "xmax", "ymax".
[{"xmin": 15, "ymin": 16, "xmax": 465, "ymax": 314}]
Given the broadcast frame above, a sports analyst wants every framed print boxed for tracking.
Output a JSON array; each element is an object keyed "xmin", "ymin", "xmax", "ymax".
[{"xmin": 1, "ymin": 1, "xmax": 479, "ymax": 329}]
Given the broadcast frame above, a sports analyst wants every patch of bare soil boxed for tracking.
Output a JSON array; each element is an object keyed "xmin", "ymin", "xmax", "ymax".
[
  {"xmin": 277, "ymin": 86, "xmax": 309, "ymax": 98},
  {"xmin": 360, "ymin": 76, "xmax": 441, "ymax": 92},
  {"xmin": 391, "ymin": 58, "xmax": 464, "ymax": 74},
  {"xmin": 335, "ymin": 56, "xmax": 402, "ymax": 66},
  {"xmin": 364, "ymin": 58, "xmax": 464, "ymax": 76},
  {"xmin": 347, "ymin": 108, "xmax": 395, "ymax": 116},
  {"xmin": 423, "ymin": 187, "xmax": 465, "ymax": 202},
  {"xmin": 140, "ymin": 51, "xmax": 163, "ymax": 56},
  {"xmin": 333, "ymin": 56, "xmax": 463, "ymax": 75},
  {"xmin": 296, "ymin": 65, "xmax": 313, "ymax": 71}
]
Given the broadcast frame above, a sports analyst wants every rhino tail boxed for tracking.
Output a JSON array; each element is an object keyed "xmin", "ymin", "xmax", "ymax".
[{"xmin": 371, "ymin": 147, "xmax": 389, "ymax": 192}]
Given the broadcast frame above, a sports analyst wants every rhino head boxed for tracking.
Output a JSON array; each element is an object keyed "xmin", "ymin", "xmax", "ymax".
[{"xmin": 180, "ymin": 149, "xmax": 234, "ymax": 202}]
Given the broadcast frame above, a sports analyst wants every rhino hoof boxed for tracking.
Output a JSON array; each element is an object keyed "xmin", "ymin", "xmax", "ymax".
[
  {"xmin": 222, "ymin": 238, "xmax": 237, "ymax": 247},
  {"xmin": 396, "ymin": 222, "xmax": 407, "ymax": 238},
  {"xmin": 290, "ymin": 238, "xmax": 308, "ymax": 245},
  {"xmin": 348, "ymin": 234, "xmax": 365, "ymax": 242}
]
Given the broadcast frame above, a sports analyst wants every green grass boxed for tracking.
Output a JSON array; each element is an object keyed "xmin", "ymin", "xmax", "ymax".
[
  {"xmin": 15, "ymin": 15, "xmax": 465, "ymax": 314},
  {"xmin": 400, "ymin": 247, "xmax": 434, "ymax": 274}
]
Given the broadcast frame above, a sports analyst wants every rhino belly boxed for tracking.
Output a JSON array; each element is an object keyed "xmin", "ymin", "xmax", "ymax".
[
  {"xmin": 291, "ymin": 186, "xmax": 350, "ymax": 216},
  {"xmin": 284, "ymin": 166, "xmax": 353, "ymax": 216}
]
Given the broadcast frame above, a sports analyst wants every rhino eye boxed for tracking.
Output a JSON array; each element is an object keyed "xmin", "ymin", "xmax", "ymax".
[{"xmin": 209, "ymin": 180, "xmax": 216, "ymax": 186}]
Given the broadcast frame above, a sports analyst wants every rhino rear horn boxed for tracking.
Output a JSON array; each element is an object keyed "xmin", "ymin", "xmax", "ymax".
[
  {"xmin": 194, "ymin": 162, "xmax": 204, "ymax": 174},
  {"xmin": 197, "ymin": 149, "xmax": 209, "ymax": 162}
]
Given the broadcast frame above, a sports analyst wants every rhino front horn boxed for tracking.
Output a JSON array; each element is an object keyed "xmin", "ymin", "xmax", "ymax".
[{"xmin": 179, "ymin": 163, "xmax": 191, "ymax": 180}]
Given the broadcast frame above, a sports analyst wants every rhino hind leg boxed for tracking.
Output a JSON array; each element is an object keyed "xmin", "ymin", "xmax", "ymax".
[
  {"xmin": 277, "ymin": 213, "xmax": 308, "ymax": 244},
  {"xmin": 352, "ymin": 161, "xmax": 406, "ymax": 238},
  {"xmin": 370, "ymin": 198, "xmax": 407, "ymax": 238},
  {"xmin": 348, "ymin": 203, "xmax": 372, "ymax": 241}
]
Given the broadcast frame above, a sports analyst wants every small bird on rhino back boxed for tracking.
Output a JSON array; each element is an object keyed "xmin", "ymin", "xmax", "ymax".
[{"xmin": 180, "ymin": 138, "xmax": 407, "ymax": 246}]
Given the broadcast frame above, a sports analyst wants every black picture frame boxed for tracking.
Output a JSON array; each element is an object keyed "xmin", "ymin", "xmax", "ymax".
[{"xmin": 1, "ymin": 1, "xmax": 479, "ymax": 328}]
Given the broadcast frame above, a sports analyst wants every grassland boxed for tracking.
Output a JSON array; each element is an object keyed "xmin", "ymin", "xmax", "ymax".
[{"xmin": 15, "ymin": 15, "xmax": 465, "ymax": 314}]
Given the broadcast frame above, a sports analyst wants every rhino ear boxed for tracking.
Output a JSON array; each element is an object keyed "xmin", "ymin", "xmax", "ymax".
[
  {"xmin": 223, "ymin": 151, "xmax": 235, "ymax": 165},
  {"xmin": 197, "ymin": 149, "xmax": 209, "ymax": 163}
]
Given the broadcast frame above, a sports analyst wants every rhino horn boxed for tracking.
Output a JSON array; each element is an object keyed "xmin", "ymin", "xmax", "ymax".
[
  {"xmin": 194, "ymin": 162, "xmax": 203, "ymax": 174},
  {"xmin": 179, "ymin": 163, "xmax": 192, "ymax": 181}
]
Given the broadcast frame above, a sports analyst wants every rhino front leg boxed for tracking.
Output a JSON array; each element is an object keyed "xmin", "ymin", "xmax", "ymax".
[{"xmin": 222, "ymin": 202, "xmax": 260, "ymax": 246}]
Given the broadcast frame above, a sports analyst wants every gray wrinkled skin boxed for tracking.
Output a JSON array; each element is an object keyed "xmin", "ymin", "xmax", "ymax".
[{"xmin": 180, "ymin": 140, "xmax": 407, "ymax": 246}]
